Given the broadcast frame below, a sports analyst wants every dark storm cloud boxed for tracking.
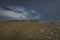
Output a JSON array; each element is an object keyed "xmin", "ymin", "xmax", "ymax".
[
  {"xmin": 22, "ymin": 0, "xmax": 60, "ymax": 21},
  {"xmin": 0, "ymin": 0, "xmax": 24, "ymax": 5},
  {"xmin": 0, "ymin": 0, "xmax": 60, "ymax": 21},
  {"xmin": 0, "ymin": 0, "xmax": 42, "ymax": 20}
]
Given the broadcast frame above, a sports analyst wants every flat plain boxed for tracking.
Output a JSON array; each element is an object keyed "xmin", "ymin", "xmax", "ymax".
[{"xmin": 0, "ymin": 21, "xmax": 60, "ymax": 40}]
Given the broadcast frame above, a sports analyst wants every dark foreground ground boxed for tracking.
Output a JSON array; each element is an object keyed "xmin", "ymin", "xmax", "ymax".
[{"xmin": 0, "ymin": 21, "xmax": 60, "ymax": 40}]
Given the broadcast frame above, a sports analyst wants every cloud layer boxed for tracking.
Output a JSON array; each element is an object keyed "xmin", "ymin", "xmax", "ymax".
[
  {"xmin": 0, "ymin": 6, "xmax": 42, "ymax": 20},
  {"xmin": 0, "ymin": 0, "xmax": 60, "ymax": 21}
]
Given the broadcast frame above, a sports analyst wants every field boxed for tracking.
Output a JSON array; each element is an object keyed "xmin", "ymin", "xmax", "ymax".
[{"xmin": 0, "ymin": 21, "xmax": 60, "ymax": 40}]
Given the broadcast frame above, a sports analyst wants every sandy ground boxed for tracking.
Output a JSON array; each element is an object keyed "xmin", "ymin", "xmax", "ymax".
[{"xmin": 0, "ymin": 21, "xmax": 60, "ymax": 40}]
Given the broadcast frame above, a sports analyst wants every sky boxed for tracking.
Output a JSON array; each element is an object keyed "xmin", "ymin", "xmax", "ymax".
[{"xmin": 0, "ymin": 0, "xmax": 60, "ymax": 21}]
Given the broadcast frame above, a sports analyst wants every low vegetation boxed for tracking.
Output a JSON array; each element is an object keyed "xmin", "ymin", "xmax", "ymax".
[{"xmin": 0, "ymin": 21, "xmax": 60, "ymax": 40}]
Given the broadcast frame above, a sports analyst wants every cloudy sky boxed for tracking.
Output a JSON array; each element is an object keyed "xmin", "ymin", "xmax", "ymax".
[{"xmin": 0, "ymin": 0, "xmax": 60, "ymax": 21}]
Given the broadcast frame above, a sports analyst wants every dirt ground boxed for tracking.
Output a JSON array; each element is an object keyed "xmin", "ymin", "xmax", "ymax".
[{"xmin": 0, "ymin": 21, "xmax": 60, "ymax": 40}]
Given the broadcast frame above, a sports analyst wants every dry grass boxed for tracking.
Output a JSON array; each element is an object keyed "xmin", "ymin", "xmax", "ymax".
[{"xmin": 0, "ymin": 21, "xmax": 60, "ymax": 40}]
